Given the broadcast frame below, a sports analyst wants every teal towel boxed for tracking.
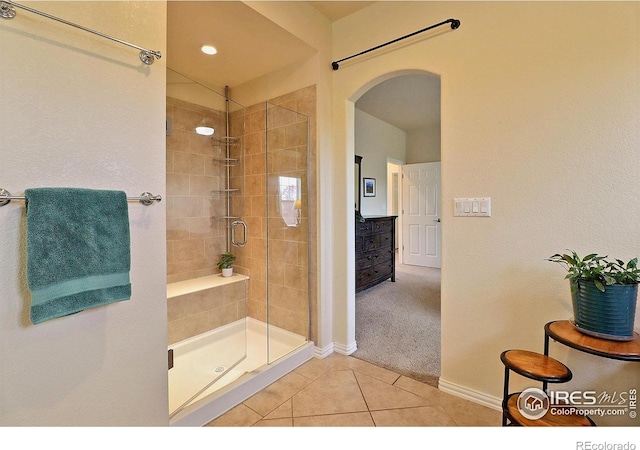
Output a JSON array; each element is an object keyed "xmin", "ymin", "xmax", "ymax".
[{"xmin": 25, "ymin": 188, "xmax": 131, "ymax": 324}]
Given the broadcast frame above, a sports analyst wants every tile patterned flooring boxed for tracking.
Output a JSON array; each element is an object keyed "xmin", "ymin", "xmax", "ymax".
[{"xmin": 205, "ymin": 353, "xmax": 501, "ymax": 427}]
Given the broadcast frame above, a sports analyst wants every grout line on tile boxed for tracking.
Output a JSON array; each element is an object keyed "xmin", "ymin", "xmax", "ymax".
[
  {"xmin": 352, "ymin": 368, "xmax": 373, "ymax": 412},
  {"xmin": 344, "ymin": 357, "xmax": 402, "ymax": 385},
  {"xmin": 439, "ymin": 406, "xmax": 461, "ymax": 426},
  {"xmin": 370, "ymin": 404, "xmax": 444, "ymax": 413},
  {"xmin": 291, "ymin": 411, "xmax": 371, "ymax": 420},
  {"xmin": 242, "ymin": 402, "xmax": 266, "ymax": 418}
]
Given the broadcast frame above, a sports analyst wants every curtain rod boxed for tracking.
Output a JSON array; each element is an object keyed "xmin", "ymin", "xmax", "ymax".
[
  {"xmin": 0, "ymin": 0, "xmax": 162, "ymax": 65},
  {"xmin": 331, "ymin": 18, "xmax": 460, "ymax": 71}
]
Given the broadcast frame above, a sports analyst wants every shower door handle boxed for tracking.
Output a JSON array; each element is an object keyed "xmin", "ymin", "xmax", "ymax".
[{"xmin": 231, "ymin": 220, "xmax": 247, "ymax": 247}]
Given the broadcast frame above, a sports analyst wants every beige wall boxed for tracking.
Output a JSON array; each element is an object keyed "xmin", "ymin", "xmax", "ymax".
[
  {"xmin": 332, "ymin": 1, "xmax": 639, "ymax": 426},
  {"xmin": 0, "ymin": 1, "xmax": 167, "ymax": 425},
  {"xmin": 406, "ymin": 125, "xmax": 441, "ymax": 164},
  {"xmin": 355, "ymin": 108, "xmax": 406, "ymax": 216}
]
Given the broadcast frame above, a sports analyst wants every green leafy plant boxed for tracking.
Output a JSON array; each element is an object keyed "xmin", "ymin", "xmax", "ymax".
[
  {"xmin": 217, "ymin": 251, "xmax": 236, "ymax": 270},
  {"xmin": 547, "ymin": 250, "xmax": 640, "ymax": 292}
]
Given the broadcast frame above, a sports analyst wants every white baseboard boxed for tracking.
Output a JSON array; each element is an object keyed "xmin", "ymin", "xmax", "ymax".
[
  {"xmin": 333, "ymin": 340, "xmax": 357, "ymax": 355},
  {"xmin": 438, "ymin": 378, "xmax": 502, "ymax": 412},
  {"xmin": 314, "ymin": 340, "xmax": 357, "ymax": 358},
  {"xmin": 314, "ymin": 343, "xmax": 334, "ymax": 359}
]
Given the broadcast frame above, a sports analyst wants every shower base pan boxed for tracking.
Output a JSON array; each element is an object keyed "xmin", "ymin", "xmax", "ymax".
[{"xmin": 169, "ymin": 317, "xmax": 313, "ymax": 426}]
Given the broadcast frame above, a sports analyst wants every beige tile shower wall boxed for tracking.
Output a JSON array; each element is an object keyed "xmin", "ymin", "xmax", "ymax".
[
  {"xmin": 167, "ymin": 280, "xmax": 248, "ymax": 345},
  {"xmin": 166, "ymin": 97, "xmax": 228, "ymax": 284},
  {"xmin": 231, "ymin": 86, "xmax": 317, "ymax": 339}
]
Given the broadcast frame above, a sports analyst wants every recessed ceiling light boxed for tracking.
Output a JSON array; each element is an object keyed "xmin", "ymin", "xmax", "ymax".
[{"xmin": 201, "ymin": 45, "xmax": 217, "ymax": 55}]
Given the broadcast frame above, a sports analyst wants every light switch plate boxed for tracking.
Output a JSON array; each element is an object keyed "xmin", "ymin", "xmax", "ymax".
[{"xmin": 454, "ymin": 197, "xmax": 491, "ymax": 217}]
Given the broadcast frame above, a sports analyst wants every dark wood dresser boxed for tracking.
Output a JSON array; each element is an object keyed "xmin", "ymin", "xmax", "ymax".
[{"xmin": 355, "ymin": 215, "xmax": 397, "ymax": 292}]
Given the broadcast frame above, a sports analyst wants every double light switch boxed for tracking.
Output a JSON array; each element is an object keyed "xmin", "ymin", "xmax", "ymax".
[{"xmin": 454, "ymin": 197, "xmax": 491, "ymax": 217}]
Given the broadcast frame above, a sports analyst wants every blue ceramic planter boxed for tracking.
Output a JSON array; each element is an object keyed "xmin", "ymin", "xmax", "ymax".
[{"xmin": 570, "ymin": 280, "xmax": 638, "ymax": 341}]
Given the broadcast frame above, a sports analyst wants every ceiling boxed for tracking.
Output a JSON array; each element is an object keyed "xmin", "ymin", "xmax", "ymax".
[
  {"xmin": 356, "ymin": 74, "xmax": 441, "ymax": 131},
  {"xmin": 166, "ymin": 2, "xmax": 374, "ymax": 88},
  {"xmin": 309, "ymin": 1, "xmax": 376, "ymax": 22},
  {"xmin": 167, "ymin": 1, "xmax": 439, "ymax": 131},
  {"xmin": 166, "ymin": 2, "xmax": 316, "ymax": 88}
]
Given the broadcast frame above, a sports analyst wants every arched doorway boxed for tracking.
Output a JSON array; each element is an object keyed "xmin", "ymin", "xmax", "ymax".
[{"xmin": 349, "ymin": 71, "xmax": 442, "ymax": 386}]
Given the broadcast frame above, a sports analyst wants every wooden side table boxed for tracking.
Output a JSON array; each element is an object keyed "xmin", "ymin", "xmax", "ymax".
[
  {"xmin": 543, "ymin": 320, "xmax": 640, "ymax": 398},
  {"xmin": 500, "ymin": 349, "xmax": 595, "ymax": 426},
  {"xmin": 544, "ymin": 320, "xmax": 640, "ymax": 362}
]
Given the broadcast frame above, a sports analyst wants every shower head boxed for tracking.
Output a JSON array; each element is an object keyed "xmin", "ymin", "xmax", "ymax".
[
  {"xmin": 195, "ymin": 126, "xmax": 214, "ymax": 136},
  {"xmin": 195, "ymin": 117, "xmax": 215, "ymax": 136}
]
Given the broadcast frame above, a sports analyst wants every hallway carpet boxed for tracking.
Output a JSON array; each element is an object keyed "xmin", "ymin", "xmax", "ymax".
[{"xmin": 353, "ymin": 261, "xmax": 441, "ymax": 388}]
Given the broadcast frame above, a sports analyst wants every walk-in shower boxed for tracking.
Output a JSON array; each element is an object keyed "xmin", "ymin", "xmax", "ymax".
[{"xmin": 165, "ymin": 69, "xmax": 313, "ymax": 425}]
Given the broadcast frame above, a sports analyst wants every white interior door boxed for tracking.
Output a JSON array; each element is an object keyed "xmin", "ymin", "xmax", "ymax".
[{"xmin": 402, "ymin": 162, "xmax": 441, "ymax": 268}]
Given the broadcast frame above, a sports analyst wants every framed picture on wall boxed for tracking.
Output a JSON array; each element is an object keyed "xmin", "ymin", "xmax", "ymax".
[{"xmin": 363, "ymin": 178, "xmax": 376, "ymax": 197}]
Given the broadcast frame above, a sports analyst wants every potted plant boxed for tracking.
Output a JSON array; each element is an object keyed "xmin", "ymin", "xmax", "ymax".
[
  {"xmin": 548, "ymin": 250, "xmax": 639, "ymax": 341},
  {"xmin": 217, "ymin": 251, "xmax": 236, "ymax": 277}
]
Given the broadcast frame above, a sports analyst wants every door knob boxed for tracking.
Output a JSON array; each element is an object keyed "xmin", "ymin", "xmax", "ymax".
[{"xmin": 434, "ymin": 218, "xmax": 441, "ymax": 222}]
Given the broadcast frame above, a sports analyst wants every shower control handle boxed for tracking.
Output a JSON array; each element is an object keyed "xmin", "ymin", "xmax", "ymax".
[{"xmin": 231, "ymin": 220, "xmax": 247, "ymax": 247}]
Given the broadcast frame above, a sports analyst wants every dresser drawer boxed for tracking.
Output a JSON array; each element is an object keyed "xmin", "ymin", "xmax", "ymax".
[
  {"xmin": 370, "ymin": 259, "xmax": 393, "ymax": 281},
  {"xmin": 355, "ymin": 268, "xmax": 376, "ymax": 288},
  {"xmin": 357, "ymin": 247, "xmax": 394, "ymax": 271},
  {"xmin": 355, "ymin": 260, "xmax": 394, "ymax": 291},
  {"xmin": 362, "ymin": 233, "xmax": 393, "ymax": 252},
  {"xmin": 356, "ymin": 221, "xmax": 372, "ymax": 235},
  {"xmin": 372, "ymin": 247, "xmax": 394, "ymax": 265},
  {"xmin": 356, "ymin": 252, "xmax": 374, "ymax": 271},
  {"xmin": 373, "ymin": 219, "xmax": 393, "ymax": 233}
]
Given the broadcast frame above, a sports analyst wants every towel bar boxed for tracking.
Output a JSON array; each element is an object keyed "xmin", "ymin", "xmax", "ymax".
[
  {"xmin": 0, "ymin": 0, "xmax": 162, "ymax": 65},
  {"xmin": 0, "ymin": 188, "xmax": 162, "ymax": 207}
]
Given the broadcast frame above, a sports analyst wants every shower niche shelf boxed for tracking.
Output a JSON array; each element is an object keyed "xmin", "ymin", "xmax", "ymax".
[
  {"xmin": 213, "ymin": 189, "xmax": 240, "ymax": 193},
  {"xmin": 212, "ymin": 157, "xmax": 239, "ymax": 166},
  {"xmin": 211, "ymin": 136, "xmax": 240, "ymax": 146}
]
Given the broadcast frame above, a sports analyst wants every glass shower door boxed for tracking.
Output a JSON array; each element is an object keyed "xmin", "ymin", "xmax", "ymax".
[{"xmin": 265, "ymin": 102, "xmax": 310, "ymax": 364}]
